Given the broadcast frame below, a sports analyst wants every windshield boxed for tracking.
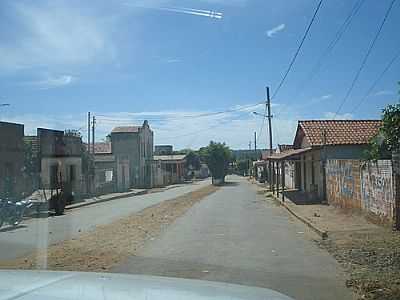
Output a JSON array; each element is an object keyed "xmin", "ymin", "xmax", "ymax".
[{"xmin": 1, "ymin": 1, "xmax": 400, "ymax": 300}]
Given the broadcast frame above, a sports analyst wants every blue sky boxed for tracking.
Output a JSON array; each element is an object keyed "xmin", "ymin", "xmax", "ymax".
[{"xmin": 0, "ymin": 0, "xmax": 399, "ymax": 149}]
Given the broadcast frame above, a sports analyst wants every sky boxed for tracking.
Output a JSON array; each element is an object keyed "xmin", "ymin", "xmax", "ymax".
[{"xmin": 0, "ymin": 0, "xmax": 399, "ymax": 150}]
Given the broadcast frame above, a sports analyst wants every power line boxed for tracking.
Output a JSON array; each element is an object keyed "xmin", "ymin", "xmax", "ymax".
[
  {"xmin": 351, "ymin": 48, "xmax": 400, "ymax": 113},
  {"xmin": 298, "ymin": 0, "xmax": 365, "ymax": 94},
  {"xmin": 272, "ymin": 0, "xmax": 324, "ymax": 99},
  {"xmin": 95, "ymin": 101, "xmax": 264, "ymax": 123},
  {"xmin": 333, "ymin": 0, "xmax": 397, "ymax": 118}
]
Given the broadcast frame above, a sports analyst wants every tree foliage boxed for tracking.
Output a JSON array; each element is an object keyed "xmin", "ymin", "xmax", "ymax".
[
  {"xmin": 185, "ymin": 151, "xmax": 201, "ymax": 170},
  {"xmin": 365, "ymin": 86, "xmax": 400, "ymax": 160},
  {"xmin": 381, "ymin": 102, "xmax": 400, "ymax": 151},
  {"xmin": 199, "ymin": 141, "xmax": 231, "ymax": 181}
]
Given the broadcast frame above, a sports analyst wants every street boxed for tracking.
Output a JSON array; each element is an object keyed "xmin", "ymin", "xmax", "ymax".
[
  {"xmin": 0, "ymin": 180, "xmax": 210, "ymax": 261},
  {"xmin": 113, "ymin": 175, "xmax": 353, "ymax": 300}
]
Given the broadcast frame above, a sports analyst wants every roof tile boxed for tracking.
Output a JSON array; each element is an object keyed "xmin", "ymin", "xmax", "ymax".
[{"xmin": 298, "ymin": 120, "xmax": 382, "ymax": 146}]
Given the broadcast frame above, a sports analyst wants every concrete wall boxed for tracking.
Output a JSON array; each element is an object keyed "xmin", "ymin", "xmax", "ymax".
[
  {"xmin": 0, "ymin": 122, "xmax": 25, "ymax": 198},
  {"xmin": 41, "ymin": 157, "xmax": 82, "ymax": 193},
  {"xmin": 116, "ymin": 158, "xmax": 130, "ymax": 192},
  {"xmin": 326, "ymin": 159, "xmax": 395, "ymax": 222}
]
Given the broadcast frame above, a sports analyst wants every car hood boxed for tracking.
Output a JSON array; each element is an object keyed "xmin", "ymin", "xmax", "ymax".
[{"xmin": 0, "ymin": 270, "xmax": 294, "ymax": 300}]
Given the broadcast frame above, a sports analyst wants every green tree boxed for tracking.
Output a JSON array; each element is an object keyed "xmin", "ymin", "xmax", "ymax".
[
  {"xmin": 185, "ymin": 151, "xmax": 201, "ymax": 170},
  {"xmin": 199, "ymin": 141, "xmax": 231, "ymax": 183},
  {"xmin": 235, "ymin": 159, "xmax": 249, "ymax": 175},
  {"xmin": 365, "ymin": 85, "xmax": 400, "ymax": 159},
  {"xmin": 381, "ymin": 102, "xmax": 400, "ymax": 151}
]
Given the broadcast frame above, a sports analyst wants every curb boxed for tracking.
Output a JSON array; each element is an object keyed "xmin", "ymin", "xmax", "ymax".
[
  {"xmin": 65, "ymin": 190, "xmax": 149, "ymax": 210},
  {"xmin": 271, "ymin": 195, "xmax": 328, "ymax": 239}
]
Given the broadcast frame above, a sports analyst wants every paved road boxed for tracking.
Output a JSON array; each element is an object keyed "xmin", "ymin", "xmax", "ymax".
[
  {"xmin": 114, "ymin": 176, "xmax": 353, "ymax": 300},
  {"xmin": 0, "ymin": 180, "xmax": 210, "ymax": 261}
]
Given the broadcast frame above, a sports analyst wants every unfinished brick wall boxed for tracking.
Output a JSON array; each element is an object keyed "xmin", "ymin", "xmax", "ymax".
[{"xmin": 326, "ymin": 160, "xmax": 362, "ymax": 209}]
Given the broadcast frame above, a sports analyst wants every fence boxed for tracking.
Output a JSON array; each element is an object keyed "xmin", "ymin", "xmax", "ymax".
[{"xmin": 326, "ymin": 159, "xmax": 394, "ymax": 222}]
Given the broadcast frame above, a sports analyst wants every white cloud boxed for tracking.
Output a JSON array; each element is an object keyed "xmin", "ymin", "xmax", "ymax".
[
  {"xmin": 323, "ymin": 112, "xmax": 354, "ymax": 120},
  {"xmin": 166, "ymin": 58, "xmax": 181, "ymax": 64},
  {"xmin": 373, "ymin": 90, "xmax": 394, "ymax": 96},
  {"xmin": 29, "ymin": 75, "xmax": 76, "ymax": 89},
  {"xmin": 266, "ymin": 23, "xmax": 286, "ymax": 38},
  {"xmin": 310, "ymin": 94, "xmax": 332, "ymax": 103},
  {"xmin": 0, "ymin": 2, "xmax": 115, "ymax": 72}
]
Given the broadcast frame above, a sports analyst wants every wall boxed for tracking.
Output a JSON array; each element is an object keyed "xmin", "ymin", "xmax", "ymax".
[
  {"xmin": 41, "ymin": 157, "xmax": 82, "ymax": 193},
  {"xmin": 0, "ymin": 122, "xmax": 25, "ymax": 198},
  {"xmin": 326, "ymin": 159, "xmax": 394, "ymax": 221},
  {"xmin": 361, "ymin": 160, "xmax": 394, "ymax": 220},
  {"xmin": 326, "ymin": 160, "xmax": 362, "ymax": 209}
]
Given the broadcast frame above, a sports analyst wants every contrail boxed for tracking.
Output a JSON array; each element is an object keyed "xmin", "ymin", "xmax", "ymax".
[
  {"xmin": 159, "ymin": 7, "xmax": 223, "ymax": 19},
  {"xmin": 125, "ymin": 3, "xmax": 223, "ymax": 19}
]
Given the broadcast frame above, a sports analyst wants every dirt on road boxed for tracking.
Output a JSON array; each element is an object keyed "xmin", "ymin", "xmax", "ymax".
[{"xmin": 0, "ymin": 184, "xmax": 219, "ymax": 272}]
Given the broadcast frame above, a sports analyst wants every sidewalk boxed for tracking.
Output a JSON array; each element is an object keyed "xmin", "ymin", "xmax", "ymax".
[
  {"xmin": 66, "ymin": 181, "xmax": 194, "ymax": 210},
  {"xmin": 65, "ymin": 188, "xmax": 148, "ymax": 210},
  {"xmin": 255, "ymin": 184, "xmax": 378, "ymax": 239}
]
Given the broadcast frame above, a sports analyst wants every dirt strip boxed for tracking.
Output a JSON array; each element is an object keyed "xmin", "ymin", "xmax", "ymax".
[
  {"xmin": 0, "ymin": 185, "xmax": 219, "ymax": 272},
  {"xmin": 317, "ymin": 229, "xmax": 400, "ymax": 300}
]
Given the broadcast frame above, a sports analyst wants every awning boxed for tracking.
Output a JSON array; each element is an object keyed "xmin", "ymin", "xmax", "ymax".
[{"xmin": 265, "ymin": 147, "xmax": 312, "ymax": 161}]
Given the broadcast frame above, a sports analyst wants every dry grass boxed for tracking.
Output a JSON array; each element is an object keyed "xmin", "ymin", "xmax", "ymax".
[
  {"xmin": 0, "ymin": 185, "xmax": 219, "ymax": 272},
  {"xmin": 318, "ymin": 229, "xmax": 400, "ymax": 300}
]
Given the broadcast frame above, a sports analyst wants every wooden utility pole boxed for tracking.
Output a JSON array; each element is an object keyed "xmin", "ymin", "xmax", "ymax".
[{"xmin": 266, "ymin": 87, "xmax": 273, "ymax": 190}]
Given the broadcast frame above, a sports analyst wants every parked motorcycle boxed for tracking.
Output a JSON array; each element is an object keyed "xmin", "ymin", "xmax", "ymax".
[{"xmin": 0, "ymin": 198, "xmax": 33, "ymax": 228}]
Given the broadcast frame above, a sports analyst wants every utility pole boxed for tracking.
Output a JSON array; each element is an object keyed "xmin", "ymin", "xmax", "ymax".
[
  {"xmin": 254, "ymin": 131, "xmax": 257, "ymax": 153},
  {"xmin": 87, "ymin": 112, "xmax": 91, "ymax": 154},
  {"xmin": 92, "ymin": 116, "xmax": 96, "ymax": 155},
  {"xmin": 266, "ymin": 87, "xmax": 273, "ymax": 191},
  {"xmin": 254, "ymin": 131, "xmax": 257, "ymax": 179}
]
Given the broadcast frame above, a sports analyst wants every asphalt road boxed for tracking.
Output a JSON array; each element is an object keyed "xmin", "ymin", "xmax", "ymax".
[
  {"xmin": 114, "ymin": 175, "xmax": 354, "ymax": 300},
  {"xmin": 0, "ymin": 179, "xmax": 210, "ymax": 261}
]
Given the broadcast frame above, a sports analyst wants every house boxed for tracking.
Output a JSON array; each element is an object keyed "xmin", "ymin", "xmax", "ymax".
[
  {"xmin": 154, "ymin": 145, "xmax": 173, "ymax": 155},
  {"xmin": 27, "ymin": 128, "xmax": 84, "ymax": 197},
  {"xmin": 0, "ymin": 122, "xmax": 25, "ymax": 199},
  {"xmin": 89, "ymin": 142, "xmax": 117, "ymax": 194},
  {"xmin": 152, "ymin": 154, "xmax": 187, "ymax": 187},
  {"xmin": 266, "ymin": 120, "xmax": 382, "ymax": 202},
  {"xmin": 110, "ymin": 120, "xmax": 153, "ymax": 189}
]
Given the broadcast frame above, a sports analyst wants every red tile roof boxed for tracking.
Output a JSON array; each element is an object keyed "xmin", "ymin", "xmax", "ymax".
[
  {"xmin": 295, "ymin": 120, "xmax": 382, "ymax": 147},
  {"xmin": 111, "ymin": 126, "xmax": 140, "ymax": 133}
]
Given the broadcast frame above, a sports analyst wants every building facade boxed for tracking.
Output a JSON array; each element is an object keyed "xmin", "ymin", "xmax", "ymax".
[
  {"xmin": 0, "ymin": 122, "xmax": 25, "ymax": 199},
  {"xmin": 110, "ymin": 121, "xmax": 153, "ymax": 189},
  {"xmin": 36, "ymin": 128, "xmax": 83, "ymax": 196}
]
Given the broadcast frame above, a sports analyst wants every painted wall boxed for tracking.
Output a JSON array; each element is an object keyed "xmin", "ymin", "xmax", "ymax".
[
  {"xmin": 326, "ymin": 159, "xmax": 362, "ymax": 209},
  {"xmin": 361, "ymin": 160, "xmax": 394, "ymax": 219},
  {"xmin": 326, "ymin": 159, "xmax": 394, "ymax": 221}
]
